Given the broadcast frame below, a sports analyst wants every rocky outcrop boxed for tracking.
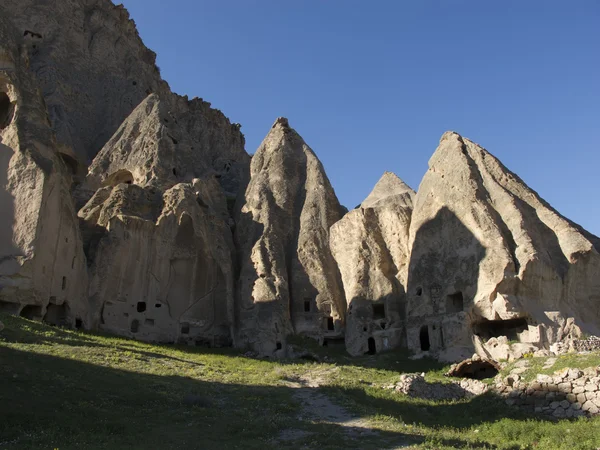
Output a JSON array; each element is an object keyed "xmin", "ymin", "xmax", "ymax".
[
  {"xmin": 330, "ymin": 172, "xmax": 414, "ymax": 356},
  {"xmin": 79, "ymin": 178, "xmax": 235, "ymax": 345},
  {"xmin": 86, "ymin": 93, "xmax": 249, "ymax": 197},
  {"xmin": 235, "ymin": 118, "xmax": 346, "ymax": 355},
  {"xmin": 406, "ymin": 131, "xmax": 600, "ymax": 362},
  {"xmin": 1, "ymin": 0, "xmax": 169, "ymax": 165},
  {"xmin": 0, "ymin": 14, "xmax": 88, "ymax": 326}
]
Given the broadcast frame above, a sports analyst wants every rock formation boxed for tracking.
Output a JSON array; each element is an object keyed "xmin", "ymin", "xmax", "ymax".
[
  {"xmin": 406, "ymin": 132, "xmax": 600, "ymax": 362},
  {"xmin": 78, "ymin": 89, "xmax": 249, "ymax": 345},
  {"xmin": 235, "ymin": 118, "xmax": 346, "ymax": 355},
  {"xmin": 1, "ymin": 0, "xmax": 599, "ymax": 363},
  {"xmin": 1, "ymin": 0, "xmax": 168, "ymax": 165},
  {"xmin": 330, "ymin": 172, "xmax": 414, "ymax": 355},
  {"xmin": 0, "ymin": 13, "xmax": 88, "ymax": 326}
]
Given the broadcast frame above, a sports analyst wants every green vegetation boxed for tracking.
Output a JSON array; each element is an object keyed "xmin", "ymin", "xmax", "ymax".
[{"xmin": 1, "ymin": 314, "xmax": 599, "ymax": 449}]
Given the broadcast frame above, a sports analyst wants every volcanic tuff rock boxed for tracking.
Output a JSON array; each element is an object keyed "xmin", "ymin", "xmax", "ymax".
[
  {"xmin": 79, "ymin": 178, "xmax": 236, "ymax": 345},
  {"xmin": 330, "ymin": 172, "xmax": 414, "ymax": 356},
  {"xmin": 0, "ymin": 13, "xmax": 88, "ymax": 325},
  {"xmin": 235, "ymin": 118, "xmax": 346, "ymax": 355},
  {"xmin": 406, "ymin": 131, "xmax": 600, "ymax": 362},
  {"xmin": 1, "ymin": 0, "xmax": 168, "ymax": 165},
  {"xmin": 2, "ymin": 0, "xmax": 599, "ymax": 362}
]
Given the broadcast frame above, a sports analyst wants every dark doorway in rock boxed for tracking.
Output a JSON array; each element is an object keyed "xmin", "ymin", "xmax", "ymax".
[
  {"xmin": 181, "ymin": 323, "xmax": 190, "ymax": 334},
  {"xmin": 75, "ymin": 318, "xmax": 83, "ymax": 329},
  {"xmin": 367, "ymin": 337, "xmax": 376, "ymax": 354},
  {"xmin": 59, "ymin": 153, "xmax": 79, "ymax": 175},
  {"xmin": 304, "ymin": 299, "xmax": 311, "ymax": 312},
  {"xmin": 416, "ymin": 287, "xmax": 423, "ymax": 296},
  {"xmin": 419, "ymin": 325, "xmax": 430, "ymax": 351},
  {"xmin": 44, "ymin": 303, "xmax": 68, "ymax": 326},
  {"xmin": 0, "ymin": 300, "xmax": 21, "ymax": 314},
  {"xmin": 472, "ymin": 317, "xmax": 528, "ymax": 341},
  {"xmin": 446, "ymin": 292, "xmax": 464, "ymax": 313},
  {"xmin": 0, "ymin": 92, "xmax": 14, "ymax": 130},
  {"xmin": 103, "ymin": 169, "xmax": 133, "ymax": 187},
  {"xmin": 20, "ymin": 304, "xmax": 42, "ymax": 320},
  {"xmin": 326, "ymin": 317, "xmax": 334, "ymax": 331},
  {"xmin": 62, "ymin": 276, "xmax": 67, "ymax": 290},
  {"xmin": 276, "ymin": 342, "xmax": 282, "ymax": 350},
  {"xmin": 137, "ymin": 302, "xmax": 146, "ymax": 313},
  {"xmin": 372, "ymin": 303, "xmax": 385, "ymax": 319},
  {"xmin": 447, "ymin": 359, "xmax": 500, "ymax": 380},
  {"xmin": 130, "ymin": 319, "xmax": 139, "ymax": 333}
]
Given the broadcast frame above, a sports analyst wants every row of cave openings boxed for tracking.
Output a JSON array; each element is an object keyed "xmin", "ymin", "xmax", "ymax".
[{"xmin": 0, "ymin": 300, "xmax": 82, "ymax": 329}]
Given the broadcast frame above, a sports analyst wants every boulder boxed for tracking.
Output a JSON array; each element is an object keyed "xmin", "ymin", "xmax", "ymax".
[
  {"xmin": 235, "ymin": 118, "xmax": 346, "ymax": 356},
  {"xmin": 330, "ymin": 172, "xmax": 414, "ymax": 355},
  {"xmin": 406, "ymin": 131, "xmax": 600, "ymax": 361}
]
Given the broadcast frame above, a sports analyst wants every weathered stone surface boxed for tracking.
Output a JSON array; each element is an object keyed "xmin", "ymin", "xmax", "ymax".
[
  {"xmin": 0, "ymin": 14, "xmax": 88, "ymax": 325},
  {"xmin": 406, "ymin": 131, "xmax": 600, "ymax": 362},
  {"xmin": 79, "ymin": 178, "xmax": 236, "ymax": 345},
  {"xmin": 330, "ymin": 172, "xmax": 414, "ymax": 355},
  {"xmin": 235, "ymin": 118, "xmax": 346, "ymax": 355},
  {"xmin": 86, "ymin": 93, "xmax": 249, "ymax": 197},
  {"xmin": 1, "ymin": 0, "xmax": 169, "ymax": 164}
]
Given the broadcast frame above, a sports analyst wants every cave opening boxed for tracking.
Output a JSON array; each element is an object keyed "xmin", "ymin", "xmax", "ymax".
[
  {"xmin": 367, "ymin": 337, "xmax": 376, "ymax": 355},
  {"xmin": 472, "ymin": 317, "xmax": 529, "ymax": 341},
  {"xmin": 20, "ymin": 304, "xmax": 42, "ymax": 320},
  {"xmin": 326, "ymin": 317, "xmax": 334, "ymax": 331},
  {"xmin": 0, "ymin": 92, "xmax": 14, "ymax": 130},
  {"xmin": 372, "ymin": 303, "xmax": 385, "ymax": 320},
  {"xmin": 446, "ymin": 291, "xmax": 464, "ymax": 313},
  {"xmin": 137, "ymin": 302, "xmax": 146, "ymax": 313},
  {"xmin": 419, "ymin": 325, "xmax": 430, "ymax": 351}
]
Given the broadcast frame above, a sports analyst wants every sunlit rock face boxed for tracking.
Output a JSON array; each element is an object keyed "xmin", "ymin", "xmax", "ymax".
[
  {"xmin": 235, "ymin": 118, "xmax": 346, "ymax": 356},
  {"xmin": 0, "ymin": 14, "xmax": 88, "ymax": 326},
  {"xmin": 330, "ymin": 172, "xmax": 414, "ymax": 356},
  {"xmin": 406, "ymin": 132, "xmax": 600, "ymax": 362}
]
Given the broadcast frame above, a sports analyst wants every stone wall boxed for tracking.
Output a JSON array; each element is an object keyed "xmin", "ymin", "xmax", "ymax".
[{"xmin": 496, "ymin": 366, "xmax": 600, "ymax": 418}]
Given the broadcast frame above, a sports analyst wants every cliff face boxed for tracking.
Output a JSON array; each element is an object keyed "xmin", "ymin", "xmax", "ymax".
[
  {"xmin": 0, "ymin": 13, "xmax": 88, "ymax": 325},
  {"xmin": 1, "ymin": 0, "xmax": 599, "ymax": 362},
  {"xmin": 406, "ymin": 132, "xmax": 600, "ymax": 362},
  {"xmin": 1, "ymin": 0, "xmax": 168, "ymax": 165},
  {"xmin": 234, "ymin": 118, "xmax": 346, "ymax": 355},
  {"xmin": 330, "ymin": 172, "xmax": 414, "ymax": 356}
]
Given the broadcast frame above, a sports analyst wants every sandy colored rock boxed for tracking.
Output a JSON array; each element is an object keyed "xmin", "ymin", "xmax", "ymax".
[
  {"xmin": 86, "ymin": 93, "xmax": 249, "ymax": 197},
  {"xmin": 79, "ymin": 178, "xmax": 235, "ymax": 345},
  {"xmin": 406, "ymin": 131, "xmax": 600, "ymax": 362},
  {"xmin": 0, "ymin": 14, "xmax": 88, "ymax": 326},
  {"xmin": 330, "ymin": 172, "xmax": 414, "ymax": 355},
  {"xmin": 1, "ymin": 0, "xmax": 169, "ymax": 164},
  {"xmin": 235, "ymin": 118, "xmax": 346, "ymax": 355}
]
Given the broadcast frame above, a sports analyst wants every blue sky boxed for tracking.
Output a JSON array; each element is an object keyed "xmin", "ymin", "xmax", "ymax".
[{"xmin": 120, "ymin": 0, "xmax": 599, "ymax": 234}]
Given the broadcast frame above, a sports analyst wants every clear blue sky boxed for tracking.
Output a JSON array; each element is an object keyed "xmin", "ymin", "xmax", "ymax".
[{"xmin": 120, "ymin": 0, "xmax": 599, "ymax": 235}]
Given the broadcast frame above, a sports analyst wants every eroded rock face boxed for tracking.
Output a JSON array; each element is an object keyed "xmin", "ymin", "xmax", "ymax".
[
  {"xmin": 0, "ymin": 14, "xmax": 88, "ymax": 326},
  {"xmin": 79, "ymin": 178, "xmax": 235, "ymax": 345},
  {"xmin": 1, "ymin": 0, "xmax": 169, "ymax": 164},
  {"xmin": 406, "ymin": 132, "xmax": 600, "ymax": 362},
  {"xmin": 235, "ymin": 118, "xmax": 346, "ymax": 355},
  {"xmin": 330, "ymin": 172, "xmax": 414, "ymax": 356},
  {"xmin": 86, "ymin": 93, "xmax": 249, "ymax": 197}
]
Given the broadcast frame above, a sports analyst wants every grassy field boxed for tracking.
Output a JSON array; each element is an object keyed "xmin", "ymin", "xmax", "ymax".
[{"xmin": 1, "ymin": 314, "xmax": 599, "ymax": 450}]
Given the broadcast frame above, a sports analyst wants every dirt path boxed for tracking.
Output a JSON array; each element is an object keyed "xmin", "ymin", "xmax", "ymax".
[{"xmin": 277, "ymin": 367, "xmax": 411, "ymax": 448}]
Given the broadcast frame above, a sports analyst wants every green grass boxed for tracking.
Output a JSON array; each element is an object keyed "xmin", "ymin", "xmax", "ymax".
[{"xmin": 1, "ymin": 314, "xmax": 599, "ymax": 449}]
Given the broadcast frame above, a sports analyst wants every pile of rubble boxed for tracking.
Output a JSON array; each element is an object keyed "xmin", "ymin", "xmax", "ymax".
[{"xmin": 383, "ymin": 373, "xmax": 489, "ymax": 401}]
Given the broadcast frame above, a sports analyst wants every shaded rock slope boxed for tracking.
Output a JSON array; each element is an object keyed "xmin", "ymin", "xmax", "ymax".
[
  {"xmin": 1, "ymin": 0, "xmax": 598, "ymax": 361},
  {"xmin": 330, "ymin": 172, "xmax": 414, "ymax": 356},
  {"xmin": 235, "ymin": 118, "xmax": 346, "ymax": 355}
]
